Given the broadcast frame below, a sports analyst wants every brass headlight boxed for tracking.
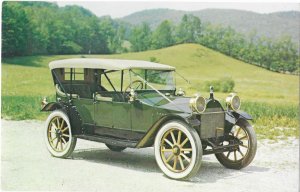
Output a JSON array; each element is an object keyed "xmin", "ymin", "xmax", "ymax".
[
  {"xmin": 189, "ymin": 95, "xmax": 206, "ymax": 113},
  {"xmin": 226, "ymin": 93, "xmax": 241, "ymax": 111}
]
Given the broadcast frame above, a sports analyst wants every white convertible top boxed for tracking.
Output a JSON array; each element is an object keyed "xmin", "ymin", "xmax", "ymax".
[{"xmin": 49, "ymin": 58, "xmax": 175, "ymax": 71}]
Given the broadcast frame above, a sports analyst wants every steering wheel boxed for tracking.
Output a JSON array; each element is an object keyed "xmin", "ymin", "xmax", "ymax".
[{"xmin": 124, "ymin": 80, "xmax": 144, "ymax": 92}]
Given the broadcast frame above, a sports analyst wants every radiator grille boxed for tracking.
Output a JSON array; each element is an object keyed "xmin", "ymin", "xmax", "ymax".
[{"xmin": 200, "ymin": 108, "xmax": 225, "ymax": 139}]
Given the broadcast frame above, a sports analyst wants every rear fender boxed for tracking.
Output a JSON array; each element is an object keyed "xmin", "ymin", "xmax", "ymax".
[
  {"xmin": 41, "ymin": 102, "xmax": 64, "ymax": 112},
  {"xmin": 41, "ymin": 102, "xmax": 82, "ymax": 135}
]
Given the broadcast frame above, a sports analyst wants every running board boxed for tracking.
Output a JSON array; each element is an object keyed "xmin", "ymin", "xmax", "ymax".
[{"xmin": 76, "ymin": 135, "xmax": 138, "ymax": 148}]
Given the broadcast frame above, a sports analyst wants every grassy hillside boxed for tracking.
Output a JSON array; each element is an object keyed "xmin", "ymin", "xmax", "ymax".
[
  {"xmin": 2, "ymin": 44, "xmax": 298, "ymax": 104},
  {"xmin": 2, "ymin": 44, "xmax": 298, "ymax": 138},
  {"xmin": 121, "ymin": 9, "xmax": 300, "ymax": 43}
]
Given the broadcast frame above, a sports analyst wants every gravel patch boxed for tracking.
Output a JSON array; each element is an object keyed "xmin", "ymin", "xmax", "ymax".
[{"xmin": 1, "ymin": 119, "xmax": 299, "ymax": 191}]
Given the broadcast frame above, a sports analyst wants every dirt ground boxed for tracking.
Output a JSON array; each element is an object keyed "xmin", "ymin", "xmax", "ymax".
[{"xmin": 1, "ymin": 119, "xmax": 299, "ymax": 191}]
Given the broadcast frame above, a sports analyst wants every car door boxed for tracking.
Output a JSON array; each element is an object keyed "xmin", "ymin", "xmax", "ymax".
[
  {"xmin": 94, "ymin": 93, "xmax": 132, "ymax": 139},
  {"xmin": 94, "ymin": 96, "xmax": 113, "ymax": 129},
  {"xmin": 112, "ymin": 100, "xmax": 131, "ymax": 131},
  {"xmin": 131, "ymin": 99, "xmax": 153, "ymax": 133}
]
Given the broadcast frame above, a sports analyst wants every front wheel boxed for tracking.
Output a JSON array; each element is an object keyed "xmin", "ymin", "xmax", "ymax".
[
  {"xmin": 154, "ymin": 121, "xmax": 202, "ymax": 180},
  {"xmin": 45, "ymin": 110, "xmax": 77, "ymax": 158},
  {"xmin": 215, "ymin": 119, "xmax": 257, "ymax": 169}
]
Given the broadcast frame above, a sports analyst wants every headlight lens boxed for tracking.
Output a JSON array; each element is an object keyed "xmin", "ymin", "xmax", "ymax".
[
  {"xmin": 189, "ymin": 95, "xmax": 206, "ymax": 113},
  {"xmin": 226, "ymin": 93, "xmax": 241, "ymax": 111}
]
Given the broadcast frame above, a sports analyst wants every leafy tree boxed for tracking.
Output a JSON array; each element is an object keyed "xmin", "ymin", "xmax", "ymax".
[
  {"xmin": 176, "ymin": 14, "xmax": 201, "ymax": 43},
  {"xmin": 130, "ymin": 22, "xmax": 152, "ymax": 52},
  {"xmin": 151, "ymin": 20, "xmax": 174, "ymax": 49},
  {"xmin": 2, "ymin": 2, "xmax": 30, "ymax": 56}
]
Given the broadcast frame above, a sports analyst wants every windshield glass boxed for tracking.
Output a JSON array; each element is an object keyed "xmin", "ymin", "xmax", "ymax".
[{"xmin": 131, "ymin": 69, "xmax": 175, "ymax": 90}]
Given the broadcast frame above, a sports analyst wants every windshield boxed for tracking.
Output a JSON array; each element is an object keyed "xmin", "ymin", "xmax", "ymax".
[{"xmin": 131, "ymin": 69, "xmax": 175, "ymax": 90}]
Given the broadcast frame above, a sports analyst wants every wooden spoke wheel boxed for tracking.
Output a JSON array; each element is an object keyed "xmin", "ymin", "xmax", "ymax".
[
  {"xmin": 45, "ymin": 110, "xmax": 77, "ymax": 158},
  {"xmin": 154, "ymin": 121, "xmax": 202, "ymax": 180},
  {"xmin": 215, "ymin": 119, "xmax": 257, "ymax": 169}
]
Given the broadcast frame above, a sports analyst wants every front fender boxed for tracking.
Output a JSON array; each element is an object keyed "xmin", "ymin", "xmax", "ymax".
[
  {"xmin": 225, "ymin": 110, "xmax": 252, "ymax": 133},
  {"xmin": 232, "ymin": 110, "xmax": 253, "ymax": 120},
  {"xmin": 226, "ymin": 110, "xmax": 252, "ymax": 123},
  {"xmin": 135, "ymin": 114, "xmax": 190, "ymax": 148}
]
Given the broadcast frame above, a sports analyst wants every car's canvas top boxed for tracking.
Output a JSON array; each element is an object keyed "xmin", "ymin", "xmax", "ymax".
[{"xmin": 49, "ymin": 58, "xmax": 175, "ymax": 71}]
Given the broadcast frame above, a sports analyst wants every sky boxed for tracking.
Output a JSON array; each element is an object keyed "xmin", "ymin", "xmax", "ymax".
[{"xmin": 56, "ymin": 1, "xmax": 300, "ymax": 18}]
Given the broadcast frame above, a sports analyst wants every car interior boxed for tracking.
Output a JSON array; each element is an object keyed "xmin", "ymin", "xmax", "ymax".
[{"xmin": 53, "ymin": 68, "xmax": 128, "ymax": 102}]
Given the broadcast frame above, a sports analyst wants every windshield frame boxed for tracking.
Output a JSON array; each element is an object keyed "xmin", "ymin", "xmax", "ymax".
[{"xmin": 129, "ymin": 69, "xmax": 176, "ymax": 92}]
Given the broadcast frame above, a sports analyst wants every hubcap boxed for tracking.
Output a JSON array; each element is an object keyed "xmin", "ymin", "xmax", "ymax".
[
  {"xmin": 172, "ymin": 145, "xmax": 181, "ymax": 156},
  {"xmin": 160, "ymin": 128, "xmax": 193, "ymax": 173}
]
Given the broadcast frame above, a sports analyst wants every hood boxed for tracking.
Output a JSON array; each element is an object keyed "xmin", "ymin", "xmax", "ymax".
[{"xmin": 137, "ymin": 92, "xmax": 192, "ymax": 113}]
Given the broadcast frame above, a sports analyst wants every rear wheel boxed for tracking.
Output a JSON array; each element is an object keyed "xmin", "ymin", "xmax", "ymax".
[
  {"xmin": 45, "ymin": 110, "xmax": 77, "ymax": 158},
  {"xmin": 154, "ymin": 121, "xmax": 202, "ymax": 180},
  {"xmin": 215, "ymin": 119, "xmax": 257, "ymax": 169},
  {"xmin": 105, "ymin": 144, "xmax": 126, "ymax": 152}
]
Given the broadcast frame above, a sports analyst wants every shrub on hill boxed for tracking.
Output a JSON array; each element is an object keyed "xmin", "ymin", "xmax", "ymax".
[{"xmin": 203, "ymin": 77, "xmax": 235, "ymax": 93}]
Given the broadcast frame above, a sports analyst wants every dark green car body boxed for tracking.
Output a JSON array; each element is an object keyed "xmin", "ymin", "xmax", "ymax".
[{"xmin": 42, "ymin": 58, "xmax": 252, "ymax": 153}]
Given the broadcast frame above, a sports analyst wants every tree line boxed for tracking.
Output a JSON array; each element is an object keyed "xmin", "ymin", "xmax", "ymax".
[
  {"xmin": 2, "ymin": 2, "xmax": 299, "ymax": 73},
  {"xmin": 2, "ymin": 2, "xmax": 126, "ymax": 56},
  {"xmin": 129, "ymin": 14, "xmax": 299, "ymax": 73}
]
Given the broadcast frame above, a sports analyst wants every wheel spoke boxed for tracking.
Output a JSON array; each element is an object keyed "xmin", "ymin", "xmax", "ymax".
[
  {"xmin": 60, "ymin": 140, "xmax": 63, "ymax": 151},
  {"xmin": 234, "ymin": 151, "xmax": 237, "ymax": 161},
  {"xmin": 173, "ymin": 156, "xmax": 178, "ymax": 170},
  {"xmin": 180, "ymin": 138, "xmax": 189, "ymax": 147},
  {"xmin": 60, "ymin": 120, "xmax": 64, "ymax": 129},
  {"xmin": 238, "ymin": 149, "xmax": 245, "ymax": 157},
  {"xmin": 49, "ymin": 130, "xmax": 56, "ymax": 134},
  {"xmin": 181, "ymin": 148, "xmax": 192, "ymax": 152},
  {"xmin": 170, "ymin": 131, "xmax": 176, "ymax": 145},
  {"xmin": 55, "ymin": 139, "xmax": 59, "ymax": 149},
  {"xmin": 166, "ymin": 154, "xmax": 174, "ymax": 163},
  {"xmin": 62, "ymin": 134, "xmax": 70, "ymax": 138},
  {"xmin": 235, "ymin": 127, "xmax": 241, "ymax": 137},
  {"xmin": 56, "ymin": 118, "xmax": 60, "ymax": 130},
  {"xmin": 180, "ymin": 153, "xmax": 191, "ymax": 163},
  {"xmin": 50, "ymin": 136, "xmax": 57, "ymax": 142},
  {"xmin": 164, "ymin": 138, "xmax": 173, "ymax": 147},
  {"xmin": 226, "ymin": 151, "xmax": 231, "ymax": 158},
  {"xmin": 51, "ymin": 122, "xmax": 58, "ymax": 130},
  {"xmin": 177, "ymin": 130, "xmax": 182, "ymax": 144},
  {"xmin": 239, "ymin": 135, "xmax": 248, "ymax": 140},
  {"xmin": 61, "ymin": 137, "xmax": 67, "ymax": 144},
  {"xmin": 240, "ymin": 144, "xmax": 248, "ymax": 148},
  {"xmin": 161, "ymin": 148, "xmax": 173, "ymax": 152},
  {"xmin": 178, "ymin": 156, "xmax": 185, "ymax": 170},
  {"xmin": 61, "ymin": 127, "xmax": 69, "ymax": 133}
]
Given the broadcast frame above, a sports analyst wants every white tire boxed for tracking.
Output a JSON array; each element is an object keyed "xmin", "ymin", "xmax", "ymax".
[
  {"xmin": 45, "ymin": 110, "xmax": 77, "ymax": 158},
  {"xmin": 154, "ymin": 121, "xmax": 202, "ymax": 180}
]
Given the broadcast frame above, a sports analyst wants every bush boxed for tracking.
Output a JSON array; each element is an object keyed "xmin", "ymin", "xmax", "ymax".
[
  {"xmin": 149, "ymin": 56, "xmax": 159, "ymax": 63},
  {"xmin": 203, "ymin": 77, "xmax": 235, "ymax": 93}
]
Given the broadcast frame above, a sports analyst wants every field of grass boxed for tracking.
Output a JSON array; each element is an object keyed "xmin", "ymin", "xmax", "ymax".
[{"xmin": 1, "ymin": 44, "xmax": 299, "ymax": 139}]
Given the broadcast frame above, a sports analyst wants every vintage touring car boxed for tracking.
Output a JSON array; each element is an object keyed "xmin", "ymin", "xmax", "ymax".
[{"xmin": 42, "ymin": 58, "xmax": 257, "ymax": 180}]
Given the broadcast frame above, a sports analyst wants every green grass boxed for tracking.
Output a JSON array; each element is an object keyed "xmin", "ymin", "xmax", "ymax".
[
  {"xmin": 242, "ymin": 102, "xmax": 299, "ymax": 140},
  {"xmin": 1, "ymin": 95, "xmax": 55, "ymax": 120},
  {"xmin": 1, "ymin": 43, "xmax": 299, "ymax": 139}
]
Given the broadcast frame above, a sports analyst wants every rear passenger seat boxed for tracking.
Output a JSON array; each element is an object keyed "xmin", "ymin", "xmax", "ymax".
[{"xmin": 63, "ymin": 84, "xmax": 93, "ymax": 99}]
